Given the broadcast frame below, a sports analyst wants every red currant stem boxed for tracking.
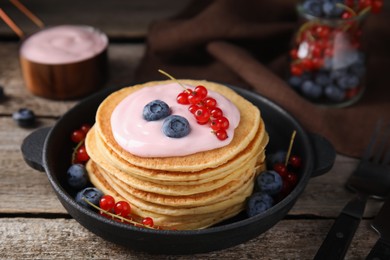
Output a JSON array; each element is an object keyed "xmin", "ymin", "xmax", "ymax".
[
  {"xmin": 295, "ymin": 21, "xmax": 316, "ymax": 44},
  {"xmin": 158, "ymin": 69, "xmax": 190, "ymax": 93},
  {"xmin": 285, "ymin": 130, "xmax": 297, "ymax": 166},
  {"xmin": 336, "ymin": 3, "xmax": 357, "ymax": 16},
  {"xmin": 71, "ymin": 139, "xmax": 84, "ymax": 164},
  {"xmin": 81, "ymin": 198, "xmax": 159, "ymax": 230},
  {"xmin": 357, "ymin": 6, "xmax": 372, "ymax": 17}
]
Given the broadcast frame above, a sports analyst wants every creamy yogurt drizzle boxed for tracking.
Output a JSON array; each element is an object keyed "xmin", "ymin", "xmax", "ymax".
[
  {"xmin": 20, "ymin": 25, "xmax": 108, "ymax": 64},
  {"xmin": 111, "ymin": 83, "xmax": 241, "ymax": 157}
]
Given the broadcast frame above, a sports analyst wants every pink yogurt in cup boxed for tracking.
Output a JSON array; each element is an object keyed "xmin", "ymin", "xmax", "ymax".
[{"xmin": 20, "ymin": 25, "xmax": 109, "ymax": 99}]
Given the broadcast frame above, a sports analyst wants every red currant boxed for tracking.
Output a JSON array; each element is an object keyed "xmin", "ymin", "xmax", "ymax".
[
  {"xmin": 290, "ymin": 49, "xmax": 298, "ymax": 60},
  {"xmin": 188, "ymin": 104, "xmax": 200, "ymax": 114},
  {"xmin": 194, "ymin": 85, "xmax": 208, "ymax": 99},
  {"xmin": 188, "ymin": 92, "xmax": 203, "ymax": 105},
  {"xmin": 80, "ymin": 124, "xmax": 91, "ymax": 134},
  {"xmin": 290, "ymin": 64, "xmax": 303, "ymax": 76},
  {"xmin": 114, "ymin": 201, "xmax": 131, "ymax": 217},
  {"xmin": 210, "ymin": 116, "xmax": 229, "ymax": 131},
  {"xmin": 345, "ymin": 0, "xmax": 355, "ymax": 7},
  {"xmin": 194, "ymin": 107, "xmax": 211, "ymax": 124},
  {"xmin": 215, "ymin": 129, "xmax": 228, "ymax": 140},
  {"xmin": 177, "ymin": 91, "xmax": 190, "ymax": 104},
  {"xmin": 76, "ymin": 145, "xmax": 89, "ymax": 162},
  {"xmin": 311, "ymin": 58, "xmax": 323, "ymax": 70},
  {"xmin": 289, "ymin": 155, "xmax": 302, "ymax": 168},
  {"xmin": 315, "ymin": 26, "xmax": 330, "ymax": 39},
  {"xmin": 285, "ymin": 172, "xmax": 298, "ymax": 187},
  {"xmin": 371, "ymin": 0, "xmax": 383, "ymax": 14},
  {"xmin": 99, "ymin": 195, "xmax": 115, "ymax": 212},
  {"xmin": 203, "ymin": 97, "xmax": 217, "ymax": 108},
  {"xmin": 358, "ymin": 0, "xmax": 372, "ymax": 10},
  {"xmin": 142, "ymin": 217, "xmax": 154, "ymax": 227},
  {"xmin": 210, "ymin": 107, "xmax": 223, "ymax": 118},
  {"xmin": 217, "ymin": 116, "xmax": 229, "ymax": 130},
  {"xmin": 273, "ymin": 163, "xmax": 288, "ymax": 178},
  {"xmin": 301, "ymin": 59, "xmax": 314, "ymax": 71},
  {"xmin": 71, "ymin": 130, "xmax": 85, "ymax": 143},
  {"xmin": 311, "ymin": 44, "xmax": 322, "ymax": 58},
  {"xmin": 342, "ymin": 11, "xmax": 353, "ymax": 19}
]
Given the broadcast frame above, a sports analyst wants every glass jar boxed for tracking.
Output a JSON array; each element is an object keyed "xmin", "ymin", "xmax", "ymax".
[{"xmin": 286, "ymin": 0, "xmax": 380, "ymax": 107}]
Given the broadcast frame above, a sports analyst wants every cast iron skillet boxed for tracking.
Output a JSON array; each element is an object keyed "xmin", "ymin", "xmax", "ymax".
[{"xmin": 22, "ymin": 83, "xmax": 335, "ymax": 255}]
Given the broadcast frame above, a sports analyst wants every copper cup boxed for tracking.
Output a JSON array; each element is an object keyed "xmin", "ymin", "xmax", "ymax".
[{"xmin": 19, "ymin": 25, "xmax": 109, "ymax": 100}]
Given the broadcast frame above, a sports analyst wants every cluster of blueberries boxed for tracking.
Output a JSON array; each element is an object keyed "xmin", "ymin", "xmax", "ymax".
[
  {"xmin": 143, "ymin": 100, "xmax": 190, "ymax": 138},
  {"xmin": 301, "ymin": 0, "xmax": 345, "ymax": 18},
  {"xmin": 67, "ymin": 163, "xmax": 104, "ymax": 208},
  {"xmin": 246, "ymin": 151, "xmax": 287, "ymax": 217},
  {"xmin": 288, "ymin": 52, "xmax": 365, "ymax": 102}
]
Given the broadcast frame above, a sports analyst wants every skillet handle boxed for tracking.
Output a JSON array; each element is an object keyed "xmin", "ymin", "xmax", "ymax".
[
  {"xmin": 21, "ymin": 127, "xmax": 52, "ymax": 172},
  {"xmin": 309, "ymin": 133, "xmax": 336, "ymax": 177}
]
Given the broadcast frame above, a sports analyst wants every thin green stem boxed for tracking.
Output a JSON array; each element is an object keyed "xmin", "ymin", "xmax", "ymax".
[
  {"xmin": 158, "ymin": 69, "xmax": 190, "ymax": 93},
  {"xmin": 285, "ymin": 130, "xmax": 297, "ymax": 166},
  {"xmin": 81, "ymin": 198, "xmax": 157, "ymax": 229}
]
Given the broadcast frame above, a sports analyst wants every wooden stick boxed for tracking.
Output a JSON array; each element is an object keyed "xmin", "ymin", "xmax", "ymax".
[
  {"xmin": 0, "ymin": 8, "xmax": 24, "ymax": 38},
  {"xmin": 10, "ymin": 0, "xmax": 44, "ymax": 28}
]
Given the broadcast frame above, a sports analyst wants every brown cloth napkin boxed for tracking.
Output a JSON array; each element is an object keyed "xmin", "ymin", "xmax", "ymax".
[{"xmin": 135, "ymin": 0, "xmax": 390, "ymax": 158}]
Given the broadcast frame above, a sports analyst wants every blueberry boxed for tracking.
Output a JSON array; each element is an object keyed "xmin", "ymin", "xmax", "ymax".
[
  {"xmin": 315, "ymin": 72, "xmax": 331, "ymax": 86},
  {"xmin": 143, "ymin": 100, "xmax": 170, "ymax": 121},
  {"xmin": 75, "ymin": 187, "xmax": 103, "ymax": 208},
  {"xmin": 330, "ymin": 69, "xmax": 347, "ymax": 80},
  {"xmin": 325, "ymin": 85, "xmax": 345, "ymax": 101},
  {"xmin": 266, "ymin": 150, "xmax": 287, "ymax": 168},
  {"xmin": 12, "ymin": 108, "xmax": 36, "ymax": 127},
  {"xmin": 301, "ymin": 80, "xmax": 323, "ymax": 99},
  {"xmin": 288, "ymin": 76, "xmax": 303, "ymax": 89},
  {"xmin": 337, "ymin": 75, "xmax": 359, "ymax": 90},
  {"xmin": 246, "ymin": 192, "xmax": 274, "ymax": 217},
  {"xmin": 349, "ymin": 63, "xmax": 365, "ymax": 77},
  {"xmin": 323, "ymin": 58, "xmax": 333, "ymax": 70},
  {"xmin": 162, "ymin": 115, "xmax": 190, "ymax": 138},
  {"xmin": 302, "ymin": 0, "xmax": 323, "ymax": 17},
  {"xmin": 256, "ymin": 170, "xmax": 283, "ymax": 195},
  {"xmin": 67, "ymin": 164, "xmax": 89, "ymax": 190},
  {"xmin": 322, "ymin": 0, "xmax": 343, "ymax": 18}
]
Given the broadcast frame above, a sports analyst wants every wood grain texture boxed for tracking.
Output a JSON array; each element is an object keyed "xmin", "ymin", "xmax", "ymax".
[{"xmin": 0, "ymin": 218, "xmax": 378, "ymax": 259}]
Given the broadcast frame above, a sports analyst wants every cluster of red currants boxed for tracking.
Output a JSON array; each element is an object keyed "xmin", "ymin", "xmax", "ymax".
[
  {"xmin": 71, "ymin": 124, "xmax": 91, "ymax": 164},
  {"xmin": 99, "ymin": 195, "xmax": 155, "ymax": 228},
  {"xmin": 272, "ymin": 155, "xmax": 302, "ymax": 199},
  {"xmin": 176, "ymin": 85, "xmax": 230, "ymax": 141},
  {"xmin": 291, "ymin": 0, "xmax": 383, "ymax": 78}
]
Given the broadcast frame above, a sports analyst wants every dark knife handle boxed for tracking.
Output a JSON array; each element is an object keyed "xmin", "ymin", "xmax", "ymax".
[
  {"xmin": 313, "ymin": 213, "xmax": 361, "ymax": 260},
  {"xmin": 366, "ymin": 238, "xmax": 390, "ymax": 260},
  {"xmin": 313, "ymin": 195, "xmax": 367, "ymax": 260}
]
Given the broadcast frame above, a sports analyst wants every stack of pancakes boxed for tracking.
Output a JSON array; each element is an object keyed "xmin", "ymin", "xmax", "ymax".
[{"xmin": 85, "ymin": 80, "xmax": 269, "ymax": 230}]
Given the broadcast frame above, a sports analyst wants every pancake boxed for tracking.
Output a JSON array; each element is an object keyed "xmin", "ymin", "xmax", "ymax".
[
  {"xmin": 86, "ymin": 123, "xmax": 268, "ymax": 185},
  {"xmin": 85, "ymin": 80, "xmax": 269, "ymax": 230},
  {"xmin": 94, "ymin": 80, "xmax": 261, "ymax": 172}
]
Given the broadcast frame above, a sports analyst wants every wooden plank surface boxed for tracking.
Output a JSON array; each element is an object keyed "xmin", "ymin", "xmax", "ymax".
[{"xmin": 0, "ymin": 218, "xmax": 378, "ymax": 259}]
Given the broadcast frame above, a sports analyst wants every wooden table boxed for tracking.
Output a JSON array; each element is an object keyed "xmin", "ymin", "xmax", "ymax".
[{"xmin": 0, "ymin": 1, "xmax": 384, "ymax": 259}]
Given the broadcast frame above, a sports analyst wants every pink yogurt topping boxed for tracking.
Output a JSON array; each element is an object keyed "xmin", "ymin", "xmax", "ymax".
[
  {"xmin": 111, "ymin": 83, "xmax": 241, "ymax": 157},
  {"xmin": 20, "ymin": 25, "xmax": 108, "ymax": 64}
]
